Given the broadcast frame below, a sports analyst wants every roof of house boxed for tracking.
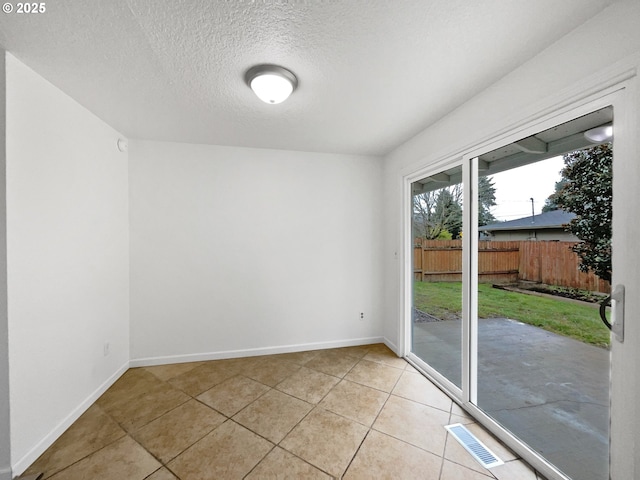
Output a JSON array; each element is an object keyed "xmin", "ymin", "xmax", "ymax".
[{"xmin": 479, "ymin": 209, "xmax": 576, "ymax": 232}]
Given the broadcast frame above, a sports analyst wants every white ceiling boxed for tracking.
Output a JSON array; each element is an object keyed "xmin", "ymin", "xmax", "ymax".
[{"xmin": 0, "ymin": 0, "xmax": 616, "ymax": 155}]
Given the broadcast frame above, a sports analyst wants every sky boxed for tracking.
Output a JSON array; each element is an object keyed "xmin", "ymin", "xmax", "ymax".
[{"xmin": 488, "ymin": 156, "xmax": 565, "ymax": 221}]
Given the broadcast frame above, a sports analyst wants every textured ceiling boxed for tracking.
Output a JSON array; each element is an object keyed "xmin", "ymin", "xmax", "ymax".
[{"xmin": 0, "ymin": 0, "xmax": 616, "ymax": 155}]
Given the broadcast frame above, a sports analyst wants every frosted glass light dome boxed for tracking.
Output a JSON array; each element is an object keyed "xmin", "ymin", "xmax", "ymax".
[
  {"xmin": 245, "ymin": 65, "xmax": 298, "ymax": 105},
  {"xmin": 584, "ymin": 124, "xmax": 613, "ymax": 143}
]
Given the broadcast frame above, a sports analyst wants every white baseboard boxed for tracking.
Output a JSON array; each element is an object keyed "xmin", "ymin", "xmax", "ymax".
[
  {"xmin": 11, "ymin": 361, "xmax": 129, "ymax": 477},
  {"xmin": 0, "ymin": 466, "xmax": 11, "ymax": 480},
  {"xmin": 383, "ymin": 337, "xmax": 398, "ymax": 355},
  {"xmin": 130, "ymin": 336, "xmax": 386, "ymax": 367}
]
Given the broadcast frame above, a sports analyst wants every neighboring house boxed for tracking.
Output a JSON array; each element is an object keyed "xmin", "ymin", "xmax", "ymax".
[{"xmin": 479, "ymin": 209, "xmax": 578, "ymax": 241}]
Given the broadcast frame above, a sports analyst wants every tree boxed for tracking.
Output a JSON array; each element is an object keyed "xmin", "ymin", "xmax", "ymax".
[
  {"xmin": 413, "ymin": 184, "xmax": 463, "ymax": 240},
  {"xmin": 478, "ymin": 176, "xmax": 497, "ymax": 226},
  {"xmin": 413, "ymin": 177, "xmax": 496, "ymax": 240},
  {"xmin": 434, "ymin": 187, "xmax": 462, "ymax": 238},
  {"xmin": 542, "ymin": 178, "xmax": 568, "ymax": 212},
  {"xmin": 548, "ymin": 143, "xmax": 612, "ymax": 282}
]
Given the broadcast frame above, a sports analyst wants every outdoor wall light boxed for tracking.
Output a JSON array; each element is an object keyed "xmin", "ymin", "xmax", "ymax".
[
  {"xmin": 584, "ymin": 123, "xmax": 613, "ymax": 143},
  {"xmin": 245, "ymin": 64, "xmax": 298, "ymax": 104}
]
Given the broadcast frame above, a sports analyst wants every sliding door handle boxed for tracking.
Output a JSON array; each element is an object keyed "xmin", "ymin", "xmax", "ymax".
[
  {"xmin": 599, "ymin": 296, "xmax": 612, "ymax": 330},
  {"xmin": 600, "ymin": 285, "xmax": 625, "ymax": 343}
]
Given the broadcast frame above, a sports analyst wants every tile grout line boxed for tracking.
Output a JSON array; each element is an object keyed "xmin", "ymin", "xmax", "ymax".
[
  {"xmin": 184, "ymin": 376, "xmax": 285, "ymax": 459},
  {"xmin": 159, "ymin": 352, "xmax": 359, "ymax": 477},
  {"xmin": 365, "ymin": 365, "xmax": 460, "ymax": 468},
  {"xmin": 122, "ymin": 367, "xmax": 245, "ymax": 479},
  {"xmin": 339, "ymin": 355, "xmax": 442, "ymax": 477},
  {"xmin": 437, "ymin": 431, "xmax": 451, "ymax": 480},
  {"xmin": 118, "ymin": 377, "xmax": 193, "ymax": 479},
  {"xmin": 240, "ymin": 346, "xmax": 378, "ymax": 479},
  {"xmin": 240, "ymin": 442, "xmax": 278, "ymax": 480},
  {"xmin": 30, "ymin": 431, "xmax": 126, "ymax": 480},
  {"xmin": 339, "ymin": 382, "xmax": 395, "ymax": 477},
  {"xmin": 439, "ymin": 403, "xmax": 455, "ymax": 480},
  {"xmin": 270, "ymin": 347, "xmax": 376, "ymax": 478},
  {"xmin": 341, "ymin": 428, "xmax": 372, "ymax": 479},
  {"xmin": 218, "ymin": 379, "xmax": 275, "ymax": 418},
  {"xmin": 272, "ymin": 421, "xmax": 339, "ymax": 479}
]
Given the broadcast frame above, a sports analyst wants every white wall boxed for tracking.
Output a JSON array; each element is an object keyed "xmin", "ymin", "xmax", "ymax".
[
  {"xmin": 6, "ymin": 53, "xmax": 130, "ymax": 473},
  {"xmin": 0, "ymin": 51, "xmax": 11, "ymax": 480},
  {"xmin": 129, "ymin": 141, "xmax": 383, "ymax": 363},
  {"xmin": 381, "ymin": 1, "xmax": 640, "ymax": 478}
]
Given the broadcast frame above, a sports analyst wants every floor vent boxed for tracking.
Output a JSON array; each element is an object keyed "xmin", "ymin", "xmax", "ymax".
[{"xmin": 445, "ymin": 423, "xmax": 504, "ymax": 469}]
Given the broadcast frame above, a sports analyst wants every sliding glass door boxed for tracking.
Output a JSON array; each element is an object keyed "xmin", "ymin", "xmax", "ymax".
[{"xmin": 408, "ymin": 106, "xmax": 615, "ymax": 480}]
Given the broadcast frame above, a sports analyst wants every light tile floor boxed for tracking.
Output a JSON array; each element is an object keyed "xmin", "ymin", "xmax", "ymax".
[{"xmin": 23, "ymin": 344, "xmax": 547, "ymax": 480}]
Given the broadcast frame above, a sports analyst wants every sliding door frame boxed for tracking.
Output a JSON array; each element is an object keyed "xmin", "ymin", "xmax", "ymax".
[
  {"xmin": 400, "ymin": 69, "xmax": 636, "ymax": 480},
  {"xmin": 402, "ymin": 157, "xmax": 467, "ymax": 401}
]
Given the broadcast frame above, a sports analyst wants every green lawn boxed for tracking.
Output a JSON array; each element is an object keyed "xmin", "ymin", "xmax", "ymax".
[{"xmin": 414, "ymin": 281, "xmax": 610, "ymax": 347}]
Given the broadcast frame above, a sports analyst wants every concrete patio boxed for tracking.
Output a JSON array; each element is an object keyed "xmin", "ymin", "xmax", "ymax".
[{"xmin": 413, "ymin": 317, "xmax": 610, "ymax": 480}]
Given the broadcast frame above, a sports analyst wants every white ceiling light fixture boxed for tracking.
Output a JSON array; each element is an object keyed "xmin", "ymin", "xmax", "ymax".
[
  {"xmin": 245, "ymin": 64, "xmax": 298, "ymax": 105},
  {"xmin": 584, "ymin": 123, "xmax": 613, "ymax": 143}
]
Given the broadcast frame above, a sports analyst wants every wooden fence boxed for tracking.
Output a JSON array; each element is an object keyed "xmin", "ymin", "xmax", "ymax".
[{"xmin": 414, "ymin": 239, "xmax": 610, "ymax": 293}]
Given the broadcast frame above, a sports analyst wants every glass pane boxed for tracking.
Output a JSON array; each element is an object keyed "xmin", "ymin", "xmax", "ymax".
[
  {"xmin": 411, "ymin": 166, "xmax": 463, "ymax": 388},
  {"xmin": 475, "ymin": 109, "xmax": 612, "ymax": 480}
]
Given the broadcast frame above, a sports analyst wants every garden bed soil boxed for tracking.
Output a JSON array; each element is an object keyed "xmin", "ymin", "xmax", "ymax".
[
  {"xmin": 493, "ymin": 282, "xmax": 607, "ymax": 305},
  {"xmin": 413, "ymin": 308, "xmax": 460, "ymax": 322}
]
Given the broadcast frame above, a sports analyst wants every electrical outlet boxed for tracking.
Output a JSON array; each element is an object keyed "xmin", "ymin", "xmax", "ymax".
[
  {"xmin": 103, "ymin": 342, "xmax": 110, "ymax": 357},
  {"xmin": 360, "ymin": 312, "xmax": 364, "ymax": 320}
]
